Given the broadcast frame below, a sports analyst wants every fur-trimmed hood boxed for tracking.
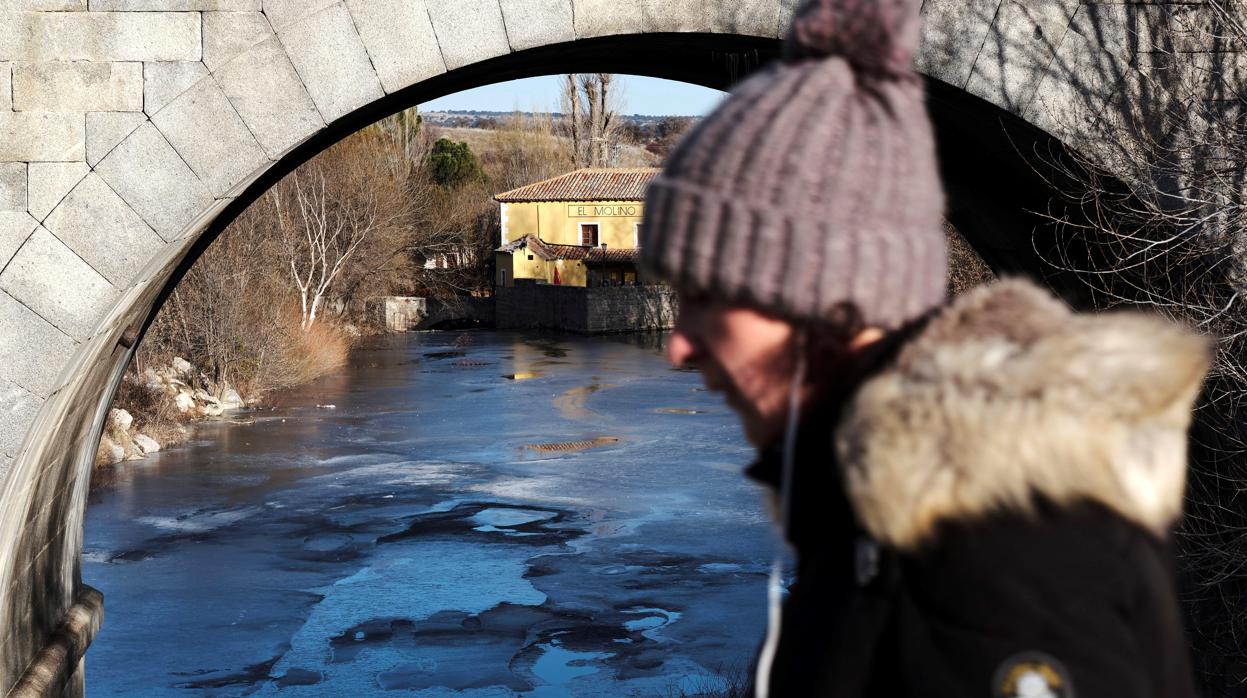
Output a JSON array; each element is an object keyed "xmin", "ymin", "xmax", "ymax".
[{"xmin": 836, "ymin": 279, "xmax": 1212, "ymax": 550}]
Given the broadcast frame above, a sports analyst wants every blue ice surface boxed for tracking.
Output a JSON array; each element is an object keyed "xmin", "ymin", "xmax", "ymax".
[
  {"xmin": 255, "ymin": 541, "xmax": 546, "ymax": 696},
  {"xmin": 83, "ymin": 331, "xmax": 777, "ymax": 696}
]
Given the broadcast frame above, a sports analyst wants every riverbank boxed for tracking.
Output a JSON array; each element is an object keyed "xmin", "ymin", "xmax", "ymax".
[{"xmin": 98, "ymin": 319, "xmax": 371, "ymax": 472}]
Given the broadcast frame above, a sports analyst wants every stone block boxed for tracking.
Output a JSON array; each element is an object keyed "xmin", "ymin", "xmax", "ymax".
[
  {"xmin": 1026, "ymin": 4, "xmax": 1131, "ymax": 153},
  {"xmin": 263, "ymin": 0, "xmax": 337, "ymax": 30},
  {"xmin": 6, "ymin": 0, "xmax": 86, "ymax": 9},
  {"xmin": 0, "ymin": 163, "xmax": 26, "ymax": 212},
  {"xmin": 499, "ymin": 0, "xmax": 574, "ymax": 51},
  {"xmin": 13, "ymin": 61, "xmax": 143, "ymax": 112},
  {"xmin": 424, "ymin": 0, "xmax": 510, "ymax": 71},
  {"xmin": 277, "ymin": 3, "xmax": 384, "ymax": 122},
  {"xmin": 572, "ymin": 0, "xmax": 642, "ymax": 38},
  {"xmin": 203, "ymin": 11, "xmax": 273, "ymax": 72},
  {"xmin": 0, "ymin": 112, "xmax": 83, "ymax": 162},
  {"xmin": 710, "ymin": 0, "xmax": 779, "ymax": 36},
  {"xmin": 94, "ymin": 123, "xmax": 214, "ymax": 240},
  {"xmin": 0, "ymin": 62, "xmax": 10, "ymax": 110},
  {"xmin": 966, "ymin": 0, "xmax": 1078, "ymax": 115},
  {"xmin": 214, "ymin": 36, "xmax": 323, "ymax": 158},
  {"xmin": 43, "ymin": 173, "xmax": 164, "ymax": 286},
  {"xmin": 1139, "ymin": 51, "xmax": 1247, "ymax": 102},
  {"xmin": 85, "ymin": 111, "xmax": 146, "ymax": 166},
  {"xmin": 0, "ymin": 292, "xmax": 76, "ymax": 397},
  {"xmin": 0, "ymin": 12, "xmax": 201, "ymax": 62},
  {"xmin": 1074, "ymin": 3, "xmax": 1213, "ymax": 54},
  {"xmin": 347, "ymin": 0, "xmax": 446, "ymax": 91},
  {"xmin": 27, "ymin": 162, "xmax": 89, "ymax": 222},
  {"xmin": 916, "ymin": 0, "xmax": 1000, "ymax": 88},
  {"xmin": 152, "ymin": 77, "xmax": 269, "ymax": 197},
  {"xmin": 0, "ymin": 210, "xmax": 37, "ymax": 268},
  {"xmin": 0, "ymin": 227, "xmax": 117, "ymax": 340},
  {"xmin": 90, "ymin": 0, "xmax": 258, "ymax": 10},
  {"xmin": 143, "ymin": 61, "xmax": 209, "ymax": 116},
  {"xmin": 1163, "ymin": 4, "xmax": 1239, "ymax": 53},
  {"xmin": 0, "ymin": 379, "xmax": 40, "ymax": 458},
  {"xmin": 1076, "ymin": 3, "xmax": 1130, "ymax": 54},
  {"xmin": 778, "ymin": 0, "xmax": 797, "ymax": 28},
  {"xmin": 641, "ymin": 0, "xmax": 705, "ymax": 34}
]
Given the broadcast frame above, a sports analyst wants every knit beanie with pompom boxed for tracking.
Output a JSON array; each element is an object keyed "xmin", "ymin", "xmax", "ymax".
[{"xmin": 640, "ymin": 0, "xmax": 946, "ymax": 330}]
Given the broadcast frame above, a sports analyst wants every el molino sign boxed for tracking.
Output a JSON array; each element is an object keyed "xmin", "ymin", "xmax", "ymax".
[{"xmin": 568, "ymin": 204, "xmax": 643, "ymax": 217}]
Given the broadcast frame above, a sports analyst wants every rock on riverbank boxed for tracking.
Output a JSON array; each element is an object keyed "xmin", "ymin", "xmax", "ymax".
[{"xmin": 96, "ymin": 357, "xmax": 248, "ymax": 466}]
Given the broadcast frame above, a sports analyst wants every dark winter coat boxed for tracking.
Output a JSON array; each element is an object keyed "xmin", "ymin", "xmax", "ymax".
[{"xmin": 747, "ymin": 280, "xmax": 1209, "ymax": 698}]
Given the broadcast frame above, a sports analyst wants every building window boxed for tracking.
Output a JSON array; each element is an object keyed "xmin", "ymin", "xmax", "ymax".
[
  {"xmin": 579, "ymin": 222, "xmax": 599, "ymax": 247},
  {"xmin": 500, "ymin": 269, "xmax": 508, "ymax": 286},
  {"xmin": 634, "ymin": 222, "xmax": 641, "ymax": 248}
]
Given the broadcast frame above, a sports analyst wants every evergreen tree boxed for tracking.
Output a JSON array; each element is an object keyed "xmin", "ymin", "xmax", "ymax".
[{"xmin": 427, "ymin": 138, "xmax": 484, "ymax": 187}]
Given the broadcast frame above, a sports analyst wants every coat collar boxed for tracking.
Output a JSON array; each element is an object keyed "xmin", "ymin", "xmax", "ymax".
[{"xmin": 835, "ymin": 279, "xmax": 1211, "ymax": 550}]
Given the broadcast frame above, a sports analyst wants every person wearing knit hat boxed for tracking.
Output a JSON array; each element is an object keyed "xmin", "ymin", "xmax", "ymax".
[{"xmin": 644, "ymin": 0, "xmax": 1207, "ymax": 696}]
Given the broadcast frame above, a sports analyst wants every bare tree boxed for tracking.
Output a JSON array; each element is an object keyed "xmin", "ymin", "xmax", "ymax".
[
  {"xmin": 562, "ymin": 74, "xmax": 582, "ymax": 166},
  {"xmin": 272, "ymin": 172, "xmax": 369, "ymax": 330},
  {"xmin": 978, "ymin": 4, "xmax": 1247, "ymax": 692},
  {"xmin": 272, "ymin": 133, "xmax": 415, "ymax": 330},
  {"xmin": 561, "ymin": 73, "xmax": 625, "ymax": 167}
]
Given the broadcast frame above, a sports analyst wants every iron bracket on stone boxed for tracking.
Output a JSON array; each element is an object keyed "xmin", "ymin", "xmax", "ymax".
[{"xmin": 118, "ymin": 324, "xmax": 140, "ymax": 350}]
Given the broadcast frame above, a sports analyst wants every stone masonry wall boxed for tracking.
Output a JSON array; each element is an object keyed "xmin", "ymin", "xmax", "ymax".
[
  {"xmin": 370, "ymin": 296, "xmax": 495, "ymax": 331},
  {"xmin": 496, "ymin": 284, "xmax": 675, "ymax": 333}
]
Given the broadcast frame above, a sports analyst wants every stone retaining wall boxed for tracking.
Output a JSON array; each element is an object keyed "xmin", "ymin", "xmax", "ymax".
[
  {"xmin": 496, "ymin": 284, "xmax": 675, "ymax": 333},
  {"xmin": 370, "ymin": 296, "xmax": 494, "ymax": 331}
]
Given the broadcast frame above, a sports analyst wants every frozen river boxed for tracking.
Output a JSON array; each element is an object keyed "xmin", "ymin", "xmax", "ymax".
[{"xmin": 83, "ymin": 331, "xmax": 777, "ymax": 696}]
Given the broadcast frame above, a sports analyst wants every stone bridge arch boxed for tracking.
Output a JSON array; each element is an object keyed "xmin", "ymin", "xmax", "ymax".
[{"xmin": 0, "ymin": 0, "xmax": 1210, "ymax": 694}]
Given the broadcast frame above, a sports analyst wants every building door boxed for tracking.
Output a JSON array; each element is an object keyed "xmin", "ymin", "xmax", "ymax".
[{"xmin": 579, "ymin": 223, "xmax": 599, "ymax": 247}]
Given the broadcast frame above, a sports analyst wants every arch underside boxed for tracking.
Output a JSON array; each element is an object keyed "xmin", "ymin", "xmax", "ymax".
[{"xmin": 0, "ymin": 6, "xmax": 1121, "ymax": 693}]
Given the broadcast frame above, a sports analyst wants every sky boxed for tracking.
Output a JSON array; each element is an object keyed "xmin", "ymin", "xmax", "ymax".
[{"xmin": 419, "ymin": 74, "xmax": 725, "ymax": 116}]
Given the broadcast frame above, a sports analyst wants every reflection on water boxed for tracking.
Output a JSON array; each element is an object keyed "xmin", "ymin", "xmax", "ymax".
[{"xmin": 84, "ymin": 331, "xmax": 772, "ymax": 697}]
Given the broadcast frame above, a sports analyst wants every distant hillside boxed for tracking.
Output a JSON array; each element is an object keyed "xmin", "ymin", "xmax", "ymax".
[
  {"xmin": 430, "ymin": 126, "xmax": 659, "ymax": 169},
  {"xmin": 421, "ymin": 110, "xmax": 699, "ymax": 130},
  {"xmin": 423, "ymin": 110, "xmax": 697, "ymax": 162}
]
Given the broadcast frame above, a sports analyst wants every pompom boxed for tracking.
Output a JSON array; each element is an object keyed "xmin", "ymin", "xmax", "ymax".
[{"xmin": 783, "ymin": 0, "xmax": 922, "ymax": 78}]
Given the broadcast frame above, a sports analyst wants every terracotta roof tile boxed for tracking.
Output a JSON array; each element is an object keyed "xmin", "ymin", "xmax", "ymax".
[
  {"xmin": 494, "ymin": 168, "xmax": 660, "ymax": 203},
  {"xmin": 496, "ymin": 235, "xmax": 640, "ymax": 265}
]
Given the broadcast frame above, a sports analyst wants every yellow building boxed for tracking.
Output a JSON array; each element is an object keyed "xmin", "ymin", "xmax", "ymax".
[{"xmin": 494, "ymin": 168, "xmax": 659, "ymax": 288}]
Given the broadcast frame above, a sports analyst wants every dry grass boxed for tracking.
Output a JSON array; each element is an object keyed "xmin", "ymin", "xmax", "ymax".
[
  {"xmin": 660, "ymin": 665, "xmax": 750, "ymax": 698},
  {"xmin": 281, "ymin": 318, "xmax": 353, "ymax": 388},
  {"xmin": 945, "ymin": 221, "xmax": 995, "ymax": 296},
  {"xmin": 111, "ymin": 378, "xmax": 190, "ymax": 447}
]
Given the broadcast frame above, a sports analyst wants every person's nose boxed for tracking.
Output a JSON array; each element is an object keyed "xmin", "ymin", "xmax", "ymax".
[{"xmin": 667, "ymin": 330, "xmax": 698, "ymax": 369}]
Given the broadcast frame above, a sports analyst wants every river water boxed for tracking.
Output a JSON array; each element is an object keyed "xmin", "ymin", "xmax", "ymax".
[{"xmin": 83, "ymin": 331, "xmax": 777, "ymax": 696}]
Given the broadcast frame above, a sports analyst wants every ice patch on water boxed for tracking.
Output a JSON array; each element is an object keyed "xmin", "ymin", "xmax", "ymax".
[
  {"xmin": 467, "ymin": 477, "xmax": 587, "ymax": 506},
  {"xmin": 81, "ymin": 549, "xmax": 111, "ymax": 564},
  {"xmin": 257, "ymin": 540, "xmax": 546, "ymax": 696},
  {"xmin": 136, "ymin": 506, "xmax": 260, "ymax": 533},
  {"xmin": 698, "ymin": 562, "xmax": 743, "ymax": 574},
  {"xmin": 470, "ymin": 508, "xmax": 558, "ymax": 529},
  {"xmin": 314, "ymin": 453, "xmax": 378, "ymax": 467},
  {"xmin": 622, "ymin": 607, "xmax": 682, "ymax": 640},
  {"xmin": 310, "ymin": 460, "xmax": 474, "ymax": 488}
]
